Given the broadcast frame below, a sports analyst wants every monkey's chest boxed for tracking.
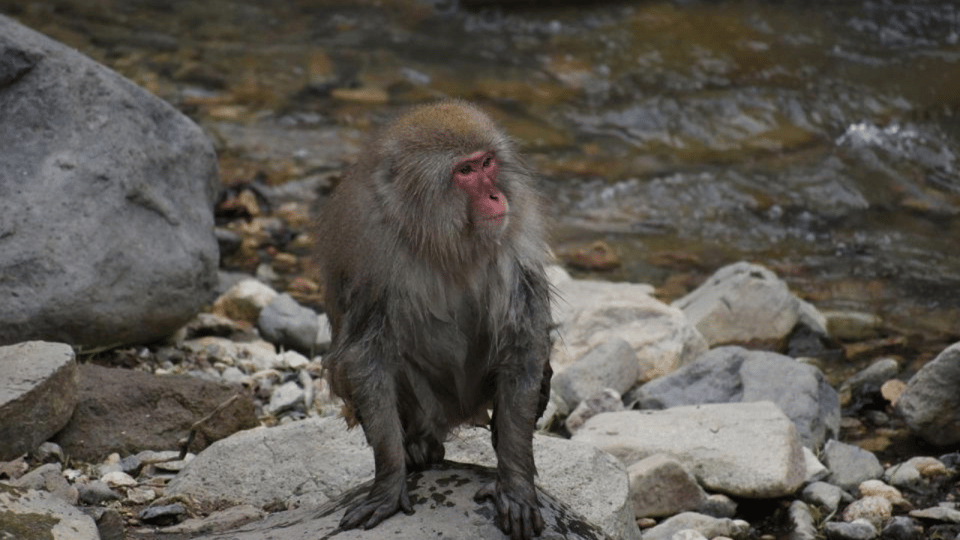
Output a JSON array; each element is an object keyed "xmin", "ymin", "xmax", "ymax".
[{"xmin": 395, "ymin": 294, "xmax": 496, "ymax": 407}]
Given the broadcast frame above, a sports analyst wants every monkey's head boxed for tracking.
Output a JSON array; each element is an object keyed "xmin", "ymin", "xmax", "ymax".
[{"xmin": 372, "ymin": 101, "xmax": 532, "ymax": 264}]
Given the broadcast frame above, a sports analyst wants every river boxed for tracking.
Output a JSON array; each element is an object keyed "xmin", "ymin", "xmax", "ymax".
[{"xmin": 4, "ymin": 0, "xmax": 959, "ymax": 362}]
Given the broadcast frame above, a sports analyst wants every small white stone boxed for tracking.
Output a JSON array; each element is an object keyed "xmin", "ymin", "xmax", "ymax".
[{"xmin": 101, "ymin": 470, "xmax": 137, "ymax": 487}]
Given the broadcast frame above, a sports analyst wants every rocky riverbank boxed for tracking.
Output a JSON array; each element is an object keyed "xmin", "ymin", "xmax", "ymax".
[
  {"xmin": 3, "ymin": 261, "xmax": 960, "ymax": 539},
  {"xmin": 2, "ymin": 3, "xmax": 959, "ymax": 540}
]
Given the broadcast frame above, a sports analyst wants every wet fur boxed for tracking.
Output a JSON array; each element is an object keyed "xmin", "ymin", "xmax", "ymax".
[{"xmin": 318, "ymin": 100, "xmax": 552, "ymax": 537}]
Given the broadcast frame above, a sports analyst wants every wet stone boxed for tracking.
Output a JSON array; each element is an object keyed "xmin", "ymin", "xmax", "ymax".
[{"xmin": 140, "ymin": 502, "xmax": 188, "ymax": 526}]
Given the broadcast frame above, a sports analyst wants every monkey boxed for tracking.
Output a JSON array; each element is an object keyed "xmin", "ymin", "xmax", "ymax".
[{"xmin": 318, "ymin": 100, "xmax": 553, "ymax": 540}]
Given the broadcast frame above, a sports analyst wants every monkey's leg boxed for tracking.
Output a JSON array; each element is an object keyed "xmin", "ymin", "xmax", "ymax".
[
  {"xmin": 404, "ymin": 433, "xmax": 445, "ymax": 471},
  {"xmin": 338, "ymin": 349, "xmax": 413, "ymax": 530},
  {"xmin": 476, "ymin": 369, "xmax": 545, "ymax": 540}
]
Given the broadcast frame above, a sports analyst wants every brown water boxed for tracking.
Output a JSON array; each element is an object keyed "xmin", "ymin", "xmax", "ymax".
[{"xmin": 4, "ymin": 0, "xmax": 959, "ymax": 351}]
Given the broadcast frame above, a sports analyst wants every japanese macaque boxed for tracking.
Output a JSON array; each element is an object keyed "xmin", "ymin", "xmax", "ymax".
[{"xmin": 318, "ymin": 100, "xmax": 552, "ymax": 540}]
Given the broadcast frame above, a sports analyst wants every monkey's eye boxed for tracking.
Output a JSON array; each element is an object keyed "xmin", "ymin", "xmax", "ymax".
[
  {"xmin": 458, "ymin": 165, "xmax": 473, "ymax": 175},
  {"xmin": 482, "ymin": 157, "xmax": 493, "ymax": 168}
]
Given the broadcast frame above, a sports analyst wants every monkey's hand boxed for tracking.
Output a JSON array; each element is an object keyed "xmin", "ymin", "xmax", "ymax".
[
  {"xmin": 475, "ymin": 479, "xmax": 544, "ymax": 540},
  {"xmin": 340, "ymin": 474, "xmax": 413, "ymax": 531}
]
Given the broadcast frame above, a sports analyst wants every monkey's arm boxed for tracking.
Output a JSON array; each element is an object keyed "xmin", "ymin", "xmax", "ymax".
[
  {"xmin": 332, "ymin": 340, "xmax": 413, "ymax": 530},
  {"xmin": 477, "ymin": 266, "xmax": 551, "ymax": 540}
]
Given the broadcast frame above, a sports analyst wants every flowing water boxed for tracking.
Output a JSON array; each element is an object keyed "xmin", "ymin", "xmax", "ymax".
[{"xmin": 5, "ymin": 0, "xmax": 960, "ymax": 351}]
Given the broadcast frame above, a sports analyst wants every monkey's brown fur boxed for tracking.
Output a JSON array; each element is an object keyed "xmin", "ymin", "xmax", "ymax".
[{"xmin": 318, "ymin": 101, "xmax": 552, "ymax": 539}]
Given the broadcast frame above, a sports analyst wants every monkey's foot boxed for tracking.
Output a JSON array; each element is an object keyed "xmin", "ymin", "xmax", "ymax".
[
  {"xmin": 340, "ymin": 478, "xmax": 413, "ymax": 531},
  {"xmin": 404, "ymin": 436, "xmax": 445, "ymax": 471},
  {"xmin": 475, "ymin": 481, "xmax": 544, "ymax": 540}
]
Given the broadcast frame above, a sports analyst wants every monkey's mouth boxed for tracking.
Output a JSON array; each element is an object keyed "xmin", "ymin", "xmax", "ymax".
[{"xmin": 478, "ymin": 213, "xmax": 508, "ymax": 227}]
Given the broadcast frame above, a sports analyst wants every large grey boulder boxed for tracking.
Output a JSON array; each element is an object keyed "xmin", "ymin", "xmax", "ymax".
[
  {"xmin": 630, "ymin": 346, "xmax": 839, "ymax": 449},
  {"xmin": 897, "ymin": 341, "xmax": 960, "ymax": 446},
  {"xmin": 0, "ymin": 16, "xmax": 219, "ymax": 348},
  {"xmin": 0, "ymin": 342, "xmax": 78, "ymax": 460}
]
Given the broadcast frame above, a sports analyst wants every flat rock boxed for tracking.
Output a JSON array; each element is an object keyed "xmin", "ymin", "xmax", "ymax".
[
  {"xmin": 166, "ymin": 418, "xmax": 640, "ymax": 540},
  {"xmin": 0, "ymin": 16, "xmax": 219, "ymax": 348},
  {"xmin": 631, "ymin": 346, "xmax": 839, "ymax": 448},
  {"xmin": 552, "ymin": 278, "xmax": 707, "ymax": 382},
  {"xmin": 897, "ymin": 341, "xmax": 960, "ymax": 446},
  {"xmin": 53, "ymin": 364, "xmax": 257, "ymax": 461},
  {"xmin": 0, "ymin": 484, "xmax": 99, "ymax": 540},
  {"xmin": 149, "ymin": 463, "xmax": 613, "ymax": 540},
  {"xmin": 572, "ymin": 401, "xmax": 806, "ymax": 498},
  {"xmin": 0, "ymin": 342, "xmax": 77, "ymax": 460}
]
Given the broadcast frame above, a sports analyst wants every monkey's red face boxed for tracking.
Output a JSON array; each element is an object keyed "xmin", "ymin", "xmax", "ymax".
[{"xmin": 452, "ymin": 150, "xmax": 508, "ymax": 229}]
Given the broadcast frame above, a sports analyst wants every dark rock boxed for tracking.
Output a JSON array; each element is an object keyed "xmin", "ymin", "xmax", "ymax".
[
  {"xmin": 632, "ymin": 346, "xmax": 839, "ymax": 448},
  {"xmin": 95, "ymin": 508, "xmax": 127, "ymax": 540},
  {"xmin": 53, "ymin": 364, "xmax": 257, "ymax": 461},
  {"xmin": 881, "ymin": 516, "xmax": 923, "ymax": 540},
  {"xmin": 140, "ymin": 503, "xmax": 188, "ymax": 526},
  {"xmin": 0, "ymin": 341, "xmax": 77, "ymax": 460},
  {"xmin": 0, "ymin": 15, "xmax": 219, "ymax": 348}
]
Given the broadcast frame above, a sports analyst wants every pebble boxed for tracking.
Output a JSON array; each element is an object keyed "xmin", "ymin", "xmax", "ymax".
[
  {"xmin": 802, "ymin": 481, "xmax": 849, "ymax": 514},
  {"xmin": 78, "ymin": 480, "xmax": 122, "ymax": 505},
  {"xmin": 858, "ymin": 480, "xmax": 910, "ymax": 510},
  {"xmin": 139, "ymin": 502, "xmax": 188, "ymax": 526},
  {"xmin": 257, "ymin": 293, "xmax": 321, "ymax": 354},
  {"xmin": 839, "ymin": 358, "xmax": 899, "ymax": 405},
  {"xmin": 841, "ymin": 495, "xmax": 892, "ymax": 529},
  {"xmin": 880, "ymin": 516, "xmax": 923, "ymax": 540},
  {"xmin": 788, "ymin": 500, "xmax": 818, "ymax": 540},
  {"xmin": 102, "ymin": 470, "xmax": 138, "ymax": 487},
  {"xmin": 823, "ymin": 439, "xmax": 884, "ymax": 491},
  {"xmin": 31, "ymin": 441, "xmax": 65, "ymax": 463},
  {"xmin": 126, "ymin": 487, "xmax": 157, "ymax": 504},
  {"xmin": 267, "ymin": 380, "xmax": 305, "ymax": 415},
  {"xmin": 824, "ymin": 518, "xmax": 878, "ymax": 540},
  {"xmin": 909, "ymin": 506, "xmax": 960, "ymax": 523}
]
